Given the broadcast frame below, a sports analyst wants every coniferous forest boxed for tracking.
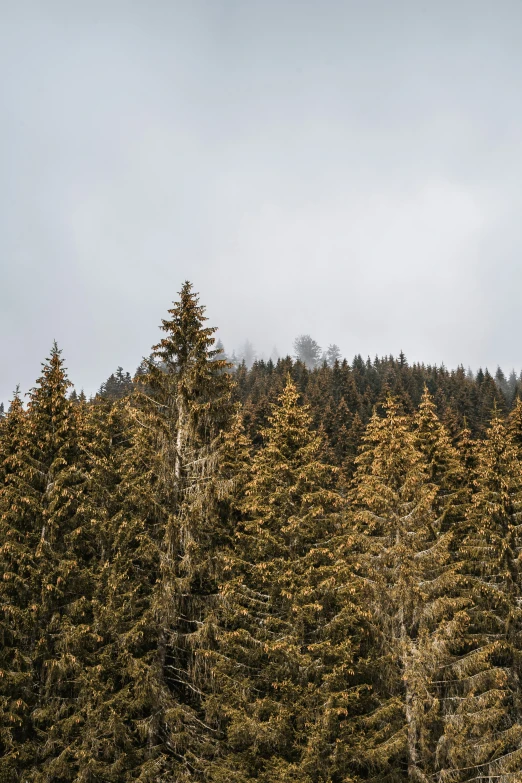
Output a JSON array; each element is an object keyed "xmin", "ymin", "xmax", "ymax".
[{"xmin": 3, "ymin": 282, "xmax": 522, "ymax": 783}]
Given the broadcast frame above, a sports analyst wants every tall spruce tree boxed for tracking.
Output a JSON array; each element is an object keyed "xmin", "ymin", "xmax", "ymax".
[
  {"xmin": 67, "ymin": 393, "xmax": 134, "ymax": 780},
  {"xmin": 437, "ymin": 412, "xmax": 522, "ymax": 782},
  {"xmin": 77, "ymin": 282, "xmax": 234, "ymax": 781},
  {"xmin": 0, "ymin": 390, "xmax": 39, "ymax": 782},
  {"xmin": 21, "ymin": 344, "xmax": 99, "ymax": 782},
  {"xmin": 209, "ymin": 377, "xmax": 367, "ymax": 783},
  {"xmin": 351, "ymin": 397, "xmax": 461, "ymax": 782}
]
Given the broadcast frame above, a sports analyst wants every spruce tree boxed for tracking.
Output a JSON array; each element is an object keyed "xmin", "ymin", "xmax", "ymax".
[
  {"xmin": 413, "ymin": 386, "xmax": 465, "ymax": 531},
  {"xmin": 341, "ymin": 410, "xmax": 365, "ymax": 484},
  {"xmin": 66, "ymin": 393, "xmax": 134, "ymax": 780},
  {"xmin": 351, "ymin": 396, "xmax": 460, "ymax": 782},
  {"xmin": 455, "ymin": 418, "xmax": 478, "ymax": 495},
  {"xmin": 78, "ymin": 282, "xmax": 234, "ymax": 780},
  {"xmin": 437, "ymin": 413, "xmax": 522, "ymax": 782},
  {"xmin": 21, "ymin": 344, "xmax": 99, "ymax": 782},
  {"xmin": 210, "ymin": 377, "xmax": 366, "ymax": 783},
  {"xmin": 508, "ymin": 395, "xmax": 522, "ymax": 455},
  {"xmin": 0, "ymin": 390, "xmax": 39, "ymax": 781},
  {"xmin": 476, "ymin": 371, "xmax": 506, "ymax": 432}
]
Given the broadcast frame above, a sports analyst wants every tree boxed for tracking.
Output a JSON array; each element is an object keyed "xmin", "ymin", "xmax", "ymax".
[
  {"xmin": 437, "ymin": 413, "xmax": 522, "ymax": 782},
  {"xmin": 477, "ymin": 370, "xmax": 506, "ymax": 431},
  {"xmin": 326, "ymin": 344, "xmax": 342, "ymax": 367},
  {"xmin": 238, "ymin": 340, "xmax": 256, "ymax": 369},
  {"xmin": 98, "ymin": 366, "xmax": 133, "ymax": 400},
  {"xmin": 351, "ymin": 396, "xmax": 459, "ymax": 781},
  {"xmin": 341, "ymin": 410, "xmax": 365, "ymax": 484},
  {"xmin": 455, "ymin": 418, "xmax": 478, "ymax": 495},
  {"xmin": 214, "ymin": 339, "xmax": 228, "ymax": 363},
  {"xmin": 210, "ymin": 377, "xmax": 365, "ymax": 782},
  {"xmin": 78, "ymin": 282, "xmax": 235, "ymax": 780},
  {"xmin": 68, "ymin": 392, "xmax": 134, "ymax": 780},
  {"xmin": 20, "ymin": 344, "xmax": 100, "ymax": 782},
  {"xmin": 293, "ymin": 335, "xmax": 322, "ymax": 370},
  {"xmin": 0, "ymin": 389, "xmax": 39, "ymax": 781},
  {"xmin": 508, "ymin": 396, "xmax": 522, "ymax": 455},
  {"xmin": 413, "ymin": 386, "xmax": 465, "ymax": 531},
  {"xmin": 495, "ymin": 365, "xmax": 508, "ymax": 397},
  {"xmin": 507, "ymin": 369, "xmax": 519, "ymax": 403}
]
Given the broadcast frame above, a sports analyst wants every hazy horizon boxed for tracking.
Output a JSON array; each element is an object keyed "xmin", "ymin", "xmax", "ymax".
[{"xmin": 2, "ymin": 1, "xmax": 522, "ymax": 402}]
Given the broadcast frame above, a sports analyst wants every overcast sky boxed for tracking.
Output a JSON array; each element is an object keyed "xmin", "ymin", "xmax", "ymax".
[{"xmin": 2, "ymin": 0, "xmax": 522, "ymax": 402}]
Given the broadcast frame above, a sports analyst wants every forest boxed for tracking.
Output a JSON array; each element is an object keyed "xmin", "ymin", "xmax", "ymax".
[{"xmin": 1, "ymin": 281, "xmax": 522, "ymax": 783}]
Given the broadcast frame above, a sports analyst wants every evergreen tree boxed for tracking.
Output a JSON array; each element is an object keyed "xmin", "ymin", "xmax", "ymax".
[
  {"xmin": 78, "ymin": 282, "xmax": 234, "ymax": 780},
  {"xmin": 210, "ymin": 377, "xmax": 366, "ymax": 783},
  {"xmin": 341, "ymin": 411, "xmax": 365, "ymax": 484},
  {"xmin": 99, "ymin": 367, "xmax": 133, "ymax": 400},
  {"xmin": 293, "ymin": 335, "xmax": 322, "ymax": 370},
  {"xmin": 507, "ymin": 369, "xmax": 520, "ymax": 404},
  {"xmin": 0, "ymin": 389, "xmax": 38, "ymax": 781},
  {"xmin": 326, "ymin": 344, "xmax": 342, "ymax": 367},
  {"xmin": 69, "ymin": 393, "xmax": 134, "ymax": 780},
  {"xmin": 413, "ymin": 386, "xmax": 465, "ymax": 531},
  {"xmin": 238, "ymin": 341, "xmax": 256, "ymax": 370},
  {"xmin": 438, "ymin": 413, "xmax": 522, "ymax": 782},
  {"xmin": 495, "ymin": 366, "xmax": 508, "ymax": 399},
  {"xmin": 477, "ymin": 370, "xmax": 506, "ymax": 431},
  {"xmin": 508, "ymin": 396, "xmax": 522, "ymax": 455},
  {"xmin": 352, "ymin": 397, "xmax": 459, "ymax": 781},
  {"xmin": 22, "ymin": 344, "xmax": 98, "ymax": 782}
]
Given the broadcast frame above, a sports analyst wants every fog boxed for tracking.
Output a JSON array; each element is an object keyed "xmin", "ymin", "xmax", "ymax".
[{"xmin": 2, "ymin": 0, "xmax": 522, "ymax": 402}]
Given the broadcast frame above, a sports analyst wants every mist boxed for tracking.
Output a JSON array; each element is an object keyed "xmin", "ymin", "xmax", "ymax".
[{"xmin": 2, "ymin": 1, "xmax": 522, "ymax": 402}]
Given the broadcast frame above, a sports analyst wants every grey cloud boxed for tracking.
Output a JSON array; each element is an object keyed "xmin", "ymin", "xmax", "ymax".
[{"xmin": 2, "ymin": 0, "xmax": 522, "ymax": 403}]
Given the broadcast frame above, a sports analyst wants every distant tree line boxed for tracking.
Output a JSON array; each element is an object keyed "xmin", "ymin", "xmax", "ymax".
[{"xmin": 1, "ymin": 282, "xmax": 522, "ymax": 782}]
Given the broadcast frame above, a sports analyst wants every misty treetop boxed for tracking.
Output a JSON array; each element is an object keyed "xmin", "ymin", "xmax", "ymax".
[{"xmin": 2, "ymin": 282, "xmax": 522, "ymax": 782}]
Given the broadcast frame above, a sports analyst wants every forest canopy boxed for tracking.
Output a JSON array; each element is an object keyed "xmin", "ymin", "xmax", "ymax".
[{"xmin": 1, "ymin": 282, "xmax": 522, "ymax": 783}]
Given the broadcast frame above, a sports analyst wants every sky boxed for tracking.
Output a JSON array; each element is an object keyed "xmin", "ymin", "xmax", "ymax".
[{"xmin": 2, "ymin": 0, "xmax": 522, "ymax": 402}]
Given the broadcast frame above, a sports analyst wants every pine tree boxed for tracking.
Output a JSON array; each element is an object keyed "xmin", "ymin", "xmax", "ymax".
[
  {"xmin": 437, "ymin": 413, "xmax": 522, "ymax": 782},
  {"xmin": 209, "ymin": 377, "xmax": 366, "ymax": 783},
  {"xmin": 351, "ymin": 397, "xmax": 460, "ymax": 782}
]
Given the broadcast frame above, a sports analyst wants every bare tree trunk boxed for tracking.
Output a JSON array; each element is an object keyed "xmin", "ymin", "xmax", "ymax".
[{"xmin": 175, "ymin": 394, "xmax": 185, "ymax": 481}]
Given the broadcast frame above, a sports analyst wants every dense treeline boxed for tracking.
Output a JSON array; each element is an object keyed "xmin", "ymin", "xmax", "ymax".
[{"xmin": 1, "ymin": 282, "xmax": 522, "ymax": 782}]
